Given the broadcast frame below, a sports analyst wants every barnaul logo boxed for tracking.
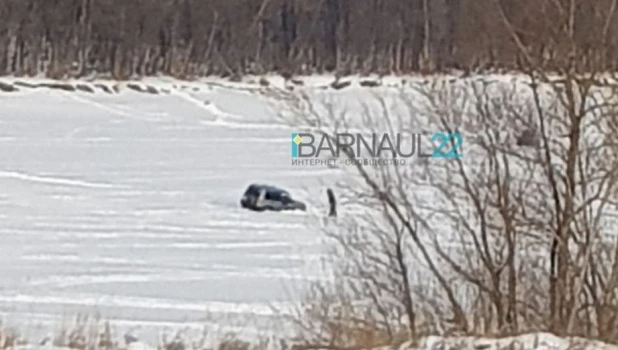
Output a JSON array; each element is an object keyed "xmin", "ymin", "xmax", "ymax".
[{"xmin": 291, "ymin": 132, "xmax": 462, "ymax": 166}]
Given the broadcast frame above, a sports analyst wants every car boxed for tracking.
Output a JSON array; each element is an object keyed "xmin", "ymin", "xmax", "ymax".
[{"xmin": 240, "ymin": 184, "xmax": 307, "ymax": 212}]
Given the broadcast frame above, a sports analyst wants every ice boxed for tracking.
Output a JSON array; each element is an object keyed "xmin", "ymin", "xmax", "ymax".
[
  {"xmin": 0, "ymin": 81, "xmax": 342, "ymax": 341},
  {"xmin": 2, "ymin": 74, "xmax": 615, "ymax": 345}
]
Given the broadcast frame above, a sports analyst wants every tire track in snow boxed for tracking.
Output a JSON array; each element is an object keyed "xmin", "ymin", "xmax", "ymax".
[
  {"xmin": 172, "ymin": 89, "xmax": 290, "ymax": 129},
  {"xmin": 59, "ymin": 92, "xmax": 162, "ymax": 123},
  {"xmin": 0, "ymin": 170, "xmax": 124, "ymax": 189},
  {"xmin": 199, "ymin": 119, "xmax": 290, "ymax": 130},
  {"xmin": 0, "ymin": 294, "xmax": 294, "ymax": 316},
  {"xmin": 171, "ymin": 90, "xmax": 246, "ymax": 121}
]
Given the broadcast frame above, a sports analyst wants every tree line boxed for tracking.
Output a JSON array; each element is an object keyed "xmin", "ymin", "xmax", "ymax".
[{"xmin": 0, "ymin": 0, "xmax": 617, "ymax": 79}]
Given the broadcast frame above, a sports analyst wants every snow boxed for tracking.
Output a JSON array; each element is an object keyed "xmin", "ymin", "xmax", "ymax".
[
  {"xmin": 411, "ymin": 333, "xmax": 618, "ymax": 350},
  {"xmin": 10, "ymin": 332, "xmax": 618, "ymax": 350},
  {"xmin": 0, "ymin": 79, "xmax": 343, "ymax": 342},
  {"xmin": 1, "ymin": 74, "xmax": 617, "ymax": 346}
]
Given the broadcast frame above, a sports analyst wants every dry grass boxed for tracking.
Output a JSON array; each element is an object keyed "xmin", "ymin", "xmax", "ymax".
[{"xmin": 0, "ymin": 314, "xmax": 277, "ymax": 350}]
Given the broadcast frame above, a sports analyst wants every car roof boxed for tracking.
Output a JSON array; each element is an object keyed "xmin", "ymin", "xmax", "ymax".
[{"xmin": 246, "ymin": 184, "xmax": 290, "ymax": 194}]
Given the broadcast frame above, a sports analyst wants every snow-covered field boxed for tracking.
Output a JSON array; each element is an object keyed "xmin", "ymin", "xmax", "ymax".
[
  {"xmin": 3, "ymin": 73, "xmax": 617, "ymax": 349},
  {"xmin": 0, "ymin": 78, "xmax": 348, "ymax": 341}
]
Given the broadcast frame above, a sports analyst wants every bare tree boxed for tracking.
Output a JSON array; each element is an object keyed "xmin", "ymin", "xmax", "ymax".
[
  {"xmin": 263, "ymin": 51, "xmax": 618, "ymax": 345},
  {"xmin": 0, "ymin": 0, "xmax": 617, "ymax": 78}
]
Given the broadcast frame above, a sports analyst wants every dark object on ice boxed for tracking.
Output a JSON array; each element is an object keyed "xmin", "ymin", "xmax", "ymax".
[
  {"xmin": 327, "ymin": 188, "xmax": 337, "ymax": 217},
  {"xmin": 164, "ymin": 337, "xmax": 186, "ymax": 350},
  {"xmin": 359, "ymin": 80, "xmax": 381, "ymax": 87},
  {"xmin": 0, "ymin": 81, "xmax": 17, "ymax": 92},
  {"xmin": 95, "ymin": 84, "xmax": 113, "ymax": 94},
  {"xmin": 124, "ymin": 334, "xmax": 139, "ymax": 345},
  {"xmin": 75, "ymin": 84, "xmax": 95, "ymax": 93},
  {"xmin": 127, "ymin": 83, "xmax": 159, "ymax": 94},
  {"xmin": 330, "ymin": 80, "xmax": 352, "ymax": 90},
  {"xmin": 14, "ymin": 81, "xmax": 39, "ymax": 88},
  {"xmin": 516, "ymin": 129, "xmax": 538, "ymax": 147},
  {"xmin": 39, "ymin": 336, "xmax": 52, "ymax": 346},
  {"xmin": 40, "ymin": 83, "xmax": 76, "ymax": 91},
  {"xmin": 240, "ymin": 184, "xmax": 307, "ymax": 212}
]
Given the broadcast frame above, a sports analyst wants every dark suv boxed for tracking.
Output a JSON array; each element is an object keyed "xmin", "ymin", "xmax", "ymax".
[{"xmin": 240, "ymin": 184, "xmax": 307, "ymax": 212}]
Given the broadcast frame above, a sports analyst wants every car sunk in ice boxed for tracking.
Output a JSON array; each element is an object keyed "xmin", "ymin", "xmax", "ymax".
[{"xmin": 240, "ymin": 184, "xmax": 306, "ymax": 212}]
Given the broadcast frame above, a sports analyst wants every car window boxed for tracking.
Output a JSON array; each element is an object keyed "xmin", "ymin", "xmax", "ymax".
[
  {"xmin": 268, "ymin": 190, "xmax": 282, "ymax": 201},
  {"xmin": 245, "ymin": 185, "xmax": 261, "ymax": 197}
]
